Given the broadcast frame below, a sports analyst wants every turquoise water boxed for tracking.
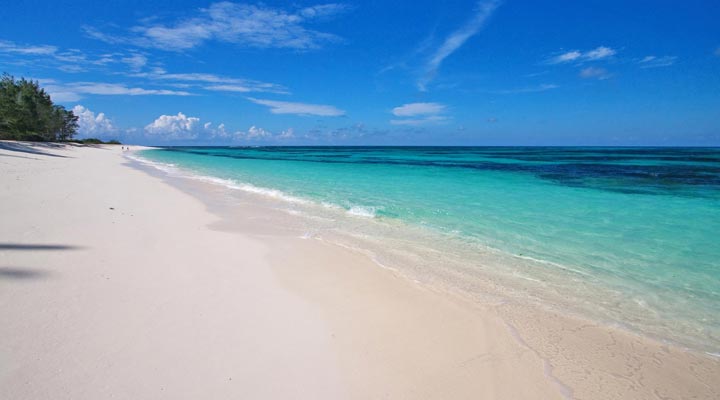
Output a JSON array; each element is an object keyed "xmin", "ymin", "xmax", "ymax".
[{"xmin": 136, "ymin": 147, "xmax": 720, "ymax": 352}]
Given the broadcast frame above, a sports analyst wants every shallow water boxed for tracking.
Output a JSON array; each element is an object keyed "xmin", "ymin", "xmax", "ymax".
[{"xmin": 136, "ymin": 146, "xmax": 720, "ymax": 352}]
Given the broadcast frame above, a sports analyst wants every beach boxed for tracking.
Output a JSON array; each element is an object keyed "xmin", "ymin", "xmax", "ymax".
[{"xmin": 1, "ymin": 142, "xmax": 719, "ymax": 399}]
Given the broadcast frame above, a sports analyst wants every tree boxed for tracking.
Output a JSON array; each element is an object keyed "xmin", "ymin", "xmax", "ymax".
[{"xmin": 0, "ymin": 73, "xmax": 78, "ymax": 141}]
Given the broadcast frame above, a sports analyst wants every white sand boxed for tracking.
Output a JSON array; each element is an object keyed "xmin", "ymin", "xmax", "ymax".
[{"xmin": 1, "ymin": 142, "xmax": 718, "ymax": 399}]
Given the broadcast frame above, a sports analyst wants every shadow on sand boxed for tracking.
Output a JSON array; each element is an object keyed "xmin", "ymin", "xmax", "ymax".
[
  {"xmin": 0, "ymin": 243, "xmax": 82, "ymax": 280},
  {"xmin": 0, "ymin": 243, "xmax": 82, "ymax": 251},
  {"xmin": 0, "ymin": 267, "xmax": 50, "ymax": 280},
  {"xmin": 0, "ymin": 141, "xmax": 72, "ymax": 158}
]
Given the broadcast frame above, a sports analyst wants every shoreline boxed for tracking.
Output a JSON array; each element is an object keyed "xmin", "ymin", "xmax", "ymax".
[
  {"xmin": 130, "ymin": 147, "xmax": 720, "ymax": 356},
  {"xmin": 2, "ymin": 142, "xmax": 718, "ymax": 399}
]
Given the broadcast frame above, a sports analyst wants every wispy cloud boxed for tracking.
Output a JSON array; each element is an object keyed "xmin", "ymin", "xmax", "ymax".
[
  {"xmin": 579, "ymin": 67, "xmax": 611, "ymax": 80},
  {"xmin": 1, "ymin": 38, "xmax": 287, "ymax": 97},
  {"xmin": 44, "ymin": 81, "xmax": 191, "ymax": 102},
  {"xmin": 489, "ymin": 83, "xmax": 559, "ymax": 94},
  {"xmin": 85, "ymin": 2, "xmax": 350, "ymax": 51},
  {"xmin": 638, "ymin": 55, "xmax": 677, "ymax": 68},
  {"xmin": 0, "ymin": 39, "xmax": 157, "ymax": 75},
  {"xmin": 391, "ymin": 102, "xmax": 448, "ymax": 125},
  {"xmin": 0, "ymin": 39, "xmax": 88, "ymax": 72},
  {"xmin": 134, "ymin": 70, "xmax": 288, "ymax": 94},
  {"xmin": 0, "ymin": 40, "xmax": 57, "ymax": 55},
  {"xmin": 247, "ymin": 97, "xmax": 345, "ymax": 116},
  {"xmin": 417, "ymin": 0, "xmax": 502, "ymax": 91},
  {"xmin": 205, "ymin": 84, "xmax": 254, "ymax": 93},
  {"xmin": 121, "ymin": 53, "xmax": 148, "ymax": 71},
  {"xmin": 715, "ymin": 47, "xmax": 720, "ymax": 57},
  {"xmin": 546, "ymin": 46, "xmax": 617, "ymax": 64},
  {"xmin": 392, "ymin": 102, "xmax": 446, "ymax": 117}
]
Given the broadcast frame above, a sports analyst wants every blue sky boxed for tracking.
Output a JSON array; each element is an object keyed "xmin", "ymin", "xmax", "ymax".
[{"xmin": 1, "ymin": 0, "xmax": 719, "ymax": 145}]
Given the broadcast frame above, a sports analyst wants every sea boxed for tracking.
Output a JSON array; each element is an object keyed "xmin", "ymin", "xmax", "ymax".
[{"xmin": 132, "ymin": 146, "xmax": 720, "ymax": 354}]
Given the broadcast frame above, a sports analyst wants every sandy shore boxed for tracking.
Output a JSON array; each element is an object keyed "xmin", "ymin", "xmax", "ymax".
[{"xmin": 1, "ymin": 141, "xmax": 718, "ymax": 399}]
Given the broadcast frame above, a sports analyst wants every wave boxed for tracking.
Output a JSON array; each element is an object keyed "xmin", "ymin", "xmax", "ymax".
[
  {"xmin": 347, "ymin": 206, "xmax": 378, "ymax": 218},
  {"xmin": 128, "ymin": 153, "xmax": 377, "ymax": 219}
]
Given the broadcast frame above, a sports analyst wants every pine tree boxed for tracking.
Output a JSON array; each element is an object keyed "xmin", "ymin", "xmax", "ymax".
[{"xmin": 0, "ymin": 73, "xmax": 78, "ymax": 141}]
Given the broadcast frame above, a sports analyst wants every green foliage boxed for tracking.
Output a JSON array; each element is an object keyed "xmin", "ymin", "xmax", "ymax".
[
  {"xmin": 68, "ymin": 138, "xmax": 122, "ymax": 145},
  {"xmin": 0, "ymin": 73, "xmax": 78, "ymax": 141}
]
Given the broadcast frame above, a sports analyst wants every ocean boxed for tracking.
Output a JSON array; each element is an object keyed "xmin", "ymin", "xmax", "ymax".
[{"xmin": 133, "ymin": 146, "xmax": 720, "ymax": 353}]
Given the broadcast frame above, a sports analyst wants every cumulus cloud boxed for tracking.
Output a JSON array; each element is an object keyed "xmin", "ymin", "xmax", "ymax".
[
  {"xmin": 278, "ymin": 128, "xmax": 295, "ymax": 139},
  {"xmin": 247, "ymin": 97, "xmax": 345, "ymax": 116},
  {"xmin": 232, "ymin": 125, "xmax": 296, "ymax": 141},
  {"xmin": 638, "ymin": 55, "xmax": 677, "ymax": 68},
  {"xmin": 246, "ymin": 125, "xmax": 271, "ymax": 139},
  {"xmin": 391, "ymin": 102, "xmax": 448, "ymax": 125},
  {"xmin": 145, "ymin": 112, "xmax": 202, "ymax": 140},
  {"xmin": 579, "ymin": 67, "xmax": 611, "ymax": 80},
  {"xmin": 547, "ymin": 46, "xmax": 617, "ymax": 64},
  {"xmin": 85, "ymin": 2, "xmax": 350, "ymax": 51},
  {"xmin": 417, "ymin": 0, "xmax": 502, "ymax": 91},
  {"xmin": 143, "ymin": 113, "xmax": 293, "ymax": 143},
  {"xmin": 72, "ymin": 105, "xmax": 117, "ymax": 138}
]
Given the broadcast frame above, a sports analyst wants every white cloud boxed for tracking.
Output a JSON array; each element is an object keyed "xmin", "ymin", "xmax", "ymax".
[
  {"xmin": 552, "ymin": 50, "xmax": 581, "ymax": 63},
  {"xmin": 86, "ymin": 2, "xmax": 349, "ymax": 51},
  {"xmin": 204, "ymin": 84, "xmax": 253, "ymax": 93},
  {"xmin": 417, "ymin": 0, "xmax": 501, "ymax": 91},
  {"xmin": 715, "ymin": 47, "xmax": 720, "ymax": 57},
  {"xmin": 247, "ymin": 97, "xmax": 345, "ymax": 116},
  {"xmin": 584, "ymin": 46, "xmax": 616, "ymax": 60},
  {"xmin": 145, "ymin": 112, "xmax": 202, "ymax": 140},
  {"xmin": 121, "ymin": 53, "xmax": 148, "ymax": 71},
  {"xmin": 300, "ymin": 4, "xmax": 349, "ymax": 18},
  {"xmin": 232, "ymin": 125, "xmax": 298, "ymax": 141},
  {"xmin": 44, "ymin": 81, "xmax": 191, "ymax": 102},
  {"xmin": 246, "ymin": 125, "xmax": 272, "ymax": 139},
  {"xmin": 134, "ymin": 71, "xmax": 288, "ymax": 94},
  {"xmin": 48, "ymin": 91, "xmax": 82, "ymax": 103},
  {"xmin": 547, "ymin": 46, "xmax": 617, "ymax": 64},
  {"xmin": 391, "ymin": 102, "xmax": 448, "ymax": 125},
  {"xmin": 67, "ymin": 82, "xmax": 189, "ymax": 96},
  {"xmin": 0, "ymin": 40, "xmax": 57, "ymax": 55},
  {"xmin": 0, "ymin": 39, "xmax": 282, "ymax": 97},
  {"xmin": 53, "ymin": 50, "xmax": 87, "ymax": 63},
  {"xmin": 0, "ymin": 40, "xmax": 95, "ymax": 73},
  {"xmin": 72, "ymin": 105, "xmax": 117, "ymax": 138},
  {"xmin": 490, "ymin": 83, "xmax": 559, "ymax": 94},
  {"xmin": 278, "ymin": 128, "xmax": 295, "ymax": 139},
  {"xmin": 392, "ymin": 102, "xmax": 446, "ymax": 117},
  {"xmin": 638, "ymin": 55, "xmax": 677, "ymax": 68},
  {"xmin": 579, "ymin": 67, "xmax": 610, "ymax": 80},
  {"xmin": 142, "ymin": 114, "xmax": 289, "ymax": 143}
]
